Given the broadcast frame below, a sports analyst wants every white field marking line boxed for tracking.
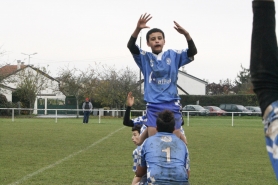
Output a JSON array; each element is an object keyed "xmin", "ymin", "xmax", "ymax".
[{"xmin": 9, "ymin": 126, "xmax": 126, "ymax": 185}]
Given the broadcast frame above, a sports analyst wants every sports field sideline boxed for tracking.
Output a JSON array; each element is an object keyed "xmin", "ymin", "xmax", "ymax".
[{"xmin": 0, "ymin": 116, "xmax": 277, "ymax": 185}]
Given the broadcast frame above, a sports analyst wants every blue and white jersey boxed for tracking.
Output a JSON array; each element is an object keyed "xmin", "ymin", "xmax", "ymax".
[
  {"xmin": 132, "ymin": 115, "xmax": 147, "ymax": 126},
  {"xmin": 132, "ymin": 46, "xmax": 193, "ymax": 103},
  {"xmin": 140, "ymin": 124, "xmax": 147, "ymax": 135},
  {"xmin": 131, "ymin": 125, "xmax": 147, "ymax": 173},
  {"xmin": 138, "ymin": 132, "xmax": 190, "ymax": 184},
  {"xmin": 132, "ymin": 146, "xmax": 141, "ymax": 172}
]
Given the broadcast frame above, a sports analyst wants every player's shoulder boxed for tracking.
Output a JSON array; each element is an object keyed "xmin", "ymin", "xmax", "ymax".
[
  {"xmin": 167, "ymin": 49, "xmax": 187, "ymax": 54},
  {"xmin": 137, "ymin": 47, "xmax": 152, "ymax": 56}
]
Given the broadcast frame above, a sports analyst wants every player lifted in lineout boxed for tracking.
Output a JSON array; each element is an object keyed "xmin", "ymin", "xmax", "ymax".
[{"xmin": 127, "ymin": 13, "xmax": 197, "ymax": 145}]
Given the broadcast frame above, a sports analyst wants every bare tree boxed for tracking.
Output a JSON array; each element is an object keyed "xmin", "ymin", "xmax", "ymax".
[
  {"xmin": 58, "ymin": 67, "xmax": 83, "ymax": 117},
  {"xmin": 234, "ymin": 64, "xmax": 253, "ymax": 94},
  {"xmin": 78, "ymin": 65, "xmax": 99, "ymax": 102},
  {"xmin": 94, "ymin": 65, "xmax": 141, "ymax": 109},
  {"xmin": 206, "ymin": 79, "xmax": 235, "ymax": 95},
  {"xmin": 58, "ymin": 64, "xmax": 142, "ymax": 117}
]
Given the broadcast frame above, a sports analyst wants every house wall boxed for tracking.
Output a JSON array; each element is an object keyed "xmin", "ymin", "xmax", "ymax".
[
  {"xmin": 177, "ymin": 73, "xmax": 207, "ymax": 95},
  {"xmin": 2, "ymin": 66, "xmax": 66, "ymax": 114}
]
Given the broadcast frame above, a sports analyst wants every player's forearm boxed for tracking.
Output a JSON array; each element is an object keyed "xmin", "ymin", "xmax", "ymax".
[
  {"xmin": 137, "ymin": 128, "xmax": 148, "ymax": 145},
  {"xmin": 127, "ymin": 36, "xmax": 140, "ymax": 55},
  {"xmin": 123, "ymin": 106, "xmax": 134, "ymax": 127},
  {"xmin": 183, "ymin": 33, "xmax": 192, "ymax": 41},
  {"xmin": 131, "ymin": 176, "xmax": 141, "ymax": 185},
  {"xmin": 131, "ymin": 27, "xmax": 141, "ymax": 38},
  {"xmin": 187, "ymin": 39, "xmax": 197, "ymax": 57},
  {"xmin": 135, "ymin": 166, "xmax": 147, "ymax": 178}
]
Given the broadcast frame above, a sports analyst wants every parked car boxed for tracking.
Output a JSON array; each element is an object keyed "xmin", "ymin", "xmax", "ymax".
[
  {"xmin": 203, "ymin": 106, "xmax": 227, "ymax": 116},
  {"xmin": 245, "ymin": 106, "xmax": 262, "ymax": 116},
  {"xmin": 219, "ymin": 104, "xmax": 252, "ymax": 116},
  {"xmin": 182, "ymin": 105, "xmax": 210, "ymax": 116}
]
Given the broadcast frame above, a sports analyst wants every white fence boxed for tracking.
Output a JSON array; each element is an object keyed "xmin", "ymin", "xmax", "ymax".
[
  {"xmin": 0, "ymin": 108, "xmax": 261, "ymax": 126},
  {"xmin": 0, "ymin": 108, "xmax": 142, "ymax": 124}
]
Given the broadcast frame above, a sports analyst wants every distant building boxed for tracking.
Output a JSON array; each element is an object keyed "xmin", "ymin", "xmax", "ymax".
[
  {"xmin": 0, "ymin": 60, "xmax": 66, "ymax": 114},
  {"xmin": 177, "ymin": 70, "xmax": 208, "ymax": 95}
]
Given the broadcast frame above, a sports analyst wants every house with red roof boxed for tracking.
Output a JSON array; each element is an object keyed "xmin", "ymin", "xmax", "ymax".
[{"xmin": 0, "ymin": 60, "xmax": 66, "ymax": 114}]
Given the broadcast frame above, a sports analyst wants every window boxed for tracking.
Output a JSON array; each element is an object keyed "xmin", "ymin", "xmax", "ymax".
[{"xmin": 226, "ymin": 104, "xmax": 232, "ymax": 110}]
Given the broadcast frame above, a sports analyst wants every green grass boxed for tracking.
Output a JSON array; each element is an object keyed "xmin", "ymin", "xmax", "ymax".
[{"xmin": 0, "ymin": 116, "xmax": 277, "ymax": 185}]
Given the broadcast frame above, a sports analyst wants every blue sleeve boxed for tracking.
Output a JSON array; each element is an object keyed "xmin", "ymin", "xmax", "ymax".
[{"xmin": 174, "ymin": 49, "xmax": 193, "ymax": 68}]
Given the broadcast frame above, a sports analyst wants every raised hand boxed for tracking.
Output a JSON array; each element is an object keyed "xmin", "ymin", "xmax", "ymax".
[
  {"xmin": 131, "ymin": 13, "xmax": 152, "ymax": 38},
  {"xmin": 173, "ymin": 21, "xmax": 191, "ymax": 40},
  {"xmin": 126, "ymin": 92, "xmax": 135, "ymax": 107},
  {"xmin": 137, "ymin": 13, "xmax": 152, "ymax": 30}
]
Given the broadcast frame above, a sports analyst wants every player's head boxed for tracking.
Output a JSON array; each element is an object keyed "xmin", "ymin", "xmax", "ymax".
[
  {"xmin": 131, "ymin": 125, "xmax": 142, "ymax": 146},
  {"xmin": 85, "ymin": 98, "xmax": 89, "ymax": 102},
  {"xmin": 146, "ymin": 28, "xmax": 165, "ymax": 54},
  {"xmin": 156, "ymin": 110, "xmax": 175, "ymax": 133}
]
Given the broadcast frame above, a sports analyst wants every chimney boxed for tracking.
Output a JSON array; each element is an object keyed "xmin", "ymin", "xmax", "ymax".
[
  {"xmin": 17, "ymin": 60, "xmax": 21, "ymax": 70},
  {"xmin": 21, "ymin": 62, "xmax": 24, "ymax": 67}
]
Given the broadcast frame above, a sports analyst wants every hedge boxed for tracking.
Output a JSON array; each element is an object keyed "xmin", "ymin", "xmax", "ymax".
[{"xmin": 180, "ymin": 94, "xmax": 259, "ymax": 107}]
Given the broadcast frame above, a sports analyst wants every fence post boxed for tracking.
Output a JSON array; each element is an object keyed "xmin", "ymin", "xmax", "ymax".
[
  {"xmin": 187, "ymin": 112, "xmax": 189, "ymax": 126},
  {"xmin": 55, "ymin": 109, "xmax": 57, "ymax": 123},
  {"xmin": 98, "ymin": 109, "xmax": 101, "ymax": 123},
  {"xmin": 12, "ymin": 108, "xmax": 14, "ymax": 122},
  {"xmin": 232, "ymin": 112, "xmax": 234, "ymax": 127}
]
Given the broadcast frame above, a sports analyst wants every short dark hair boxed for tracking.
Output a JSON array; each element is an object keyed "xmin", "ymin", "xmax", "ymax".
[
  {"xmin": 156, "ymin": 110, "xmax": 175, "ymax": 133},
  {"xmin": 146, "ymin": 28, "xmax": 165, "ymax": 42},
  {"xmin": 132, "ymin": 124, "xmax": 142, "ymax": 134}
]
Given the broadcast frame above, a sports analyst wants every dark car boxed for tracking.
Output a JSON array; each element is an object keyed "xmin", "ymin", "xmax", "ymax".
[
  {"xmin": 182, "ymin": 105, "xmax": 210, "ymax": 116},
  {"xmin": 203, "ymin": 106, "xmax": 227, "ymax": 116},
  {"xmin": 219, "ymin": 104, "xmax": 252, "ymax": 116},
  {"xmin": 245, "ymin": 106, "xmax": 262, "ymax": 116}
]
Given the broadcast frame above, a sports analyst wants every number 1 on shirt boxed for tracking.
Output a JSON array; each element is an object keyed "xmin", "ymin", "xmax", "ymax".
[{"xmin": 162, "ymin": 147, "xmax": 170, "ymax": 162}]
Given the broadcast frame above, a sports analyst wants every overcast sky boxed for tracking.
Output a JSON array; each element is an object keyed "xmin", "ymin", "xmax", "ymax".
[{"xmin": 1, "ymin": 0, "xmax": 276, "ymax": 83}]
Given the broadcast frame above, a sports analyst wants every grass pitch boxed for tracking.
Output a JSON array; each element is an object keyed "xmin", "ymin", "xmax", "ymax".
[{"xmin": 0, "ymin": 116, "xmax": 277, "ymax": 185}]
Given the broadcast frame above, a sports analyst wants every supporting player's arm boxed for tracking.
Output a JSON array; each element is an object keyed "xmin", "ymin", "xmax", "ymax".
[
  {"xmin": 131, "ymin": 176, "xmax": 141, "ymax": 185},
  {"xmin": 123, "ymin": 92, "xmax": 135, "ymax": 127},
  {"xmin": 137, "ymin": 127, "xmax": 148, "ymax": 145},
  {"xmin": 123, "ymin": 106, "xmax": 134, "ymax": 127},
  {"xmin": 173, "ymin": 21, "xmax": 197, "ymax": 57},
  {"xmin": 135, "ymin": 165, "xmax": 147, "ymax": 179}
]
